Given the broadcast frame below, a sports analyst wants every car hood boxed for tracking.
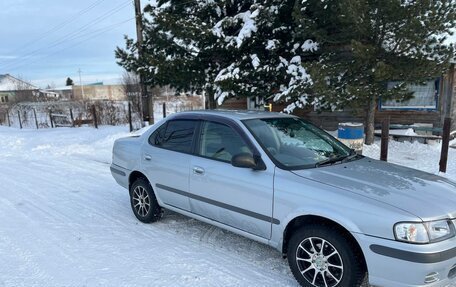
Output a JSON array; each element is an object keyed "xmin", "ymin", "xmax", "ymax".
[{"xmin": 291, "ymin": 157, "xmax": 456, "ymax": 221}]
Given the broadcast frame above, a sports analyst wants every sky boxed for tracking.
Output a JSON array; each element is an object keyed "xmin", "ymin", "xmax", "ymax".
[{"xmin": 0, "ymin": 0, "xmax": 141, "ymax": 88}]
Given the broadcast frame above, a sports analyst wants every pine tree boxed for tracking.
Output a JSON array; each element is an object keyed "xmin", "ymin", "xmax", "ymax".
[
  {"xmin": 66, "ymin": 77, "xmax": 74, "ymax": 86},
  {"xmin": 291, "ymin": 0, "xmax": 456, "ymax": 144},
  {"xmin": 211, "ymin": 0, "xmax": 313, "ymax": 105},
  {"xmin": 116, "ymin": 0, "xmax": 455, "ymax": 145},
  {"xmin": 116, "ymin": 0, "xmax": 235, "ymax": 108},
  {"xmin": 115, "ymin": 0, "xmax": 312, "ymax": 108}
]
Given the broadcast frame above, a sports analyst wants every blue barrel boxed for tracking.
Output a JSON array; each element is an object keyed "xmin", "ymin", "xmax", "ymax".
[{"xmin": 337, "ymin": 123, "xmax": 364, "ymax": 153}]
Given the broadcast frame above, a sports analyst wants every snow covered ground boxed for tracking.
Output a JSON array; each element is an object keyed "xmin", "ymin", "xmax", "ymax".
[
  {"xmin": 0, "ymin": 125, "xmax": 455, "ymax": 287},
  {"xmin": 0, "ymin": 126, "xmax": 296, "ymax": 287},
  {"xmin": 363, "ymin": 137, "xmax": 456, "ymax": 181}
]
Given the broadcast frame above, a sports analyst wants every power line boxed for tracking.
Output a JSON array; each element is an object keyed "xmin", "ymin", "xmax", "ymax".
[
  {"xmin": 3, "ymin": 0, "xmax": 201, "ymax": 73},
  {"xmin": 2, "ymin": 0, "xmax": 133, "ymax": 70},
  {"xmin": 0, "ymin": 0, "xmax": 108, "ymax": 66},
  {"xmin": 6, "ymin": 17, "xmax": 135, "ymax": 72},
  {"xmin": 1, "ymin": 0, "xmax": 134, "ymax": 71}
]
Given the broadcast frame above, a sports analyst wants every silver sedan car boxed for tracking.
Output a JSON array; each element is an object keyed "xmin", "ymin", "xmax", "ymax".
[{"xmin": 110, "ymin": 110, "xmax": 456, "ymax": 287}]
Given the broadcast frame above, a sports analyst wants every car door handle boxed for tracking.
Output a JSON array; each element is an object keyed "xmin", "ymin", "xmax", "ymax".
[
  {"xmin": 192, "ymin": 166, "xmax": 205, "ymax": 175},
  {"xmin": 144, "ymin": 154, "xmax": 152, "ymax": 161}
]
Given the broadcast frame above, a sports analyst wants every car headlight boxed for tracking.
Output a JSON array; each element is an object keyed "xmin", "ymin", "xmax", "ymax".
[
  {"xmin": 394, "ymin": 220, "xmax": 455, "ymax": 244},
  {"xmin": 425, "ymin": 220, "xmax": 455, "ymax": 242}
]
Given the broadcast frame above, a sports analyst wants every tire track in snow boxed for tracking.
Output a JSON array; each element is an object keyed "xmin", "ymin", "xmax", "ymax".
[
  {"xmin": 0, "ymin": 127, "xmax": 298, "ymax": 286},
  {"xmin": 0, "ymin": 224, "xmax": 55, "ymax": 286}
]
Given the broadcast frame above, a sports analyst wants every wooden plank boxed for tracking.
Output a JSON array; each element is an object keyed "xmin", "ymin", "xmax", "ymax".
[{"xmin": 374, "ymin": 133, "xmax": 441, "ymax": 140}]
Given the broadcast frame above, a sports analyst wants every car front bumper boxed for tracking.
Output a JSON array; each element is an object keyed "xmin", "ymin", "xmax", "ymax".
[{"xmin": 352, "ymin": 233, "xmax": 456, "ymax": 287}]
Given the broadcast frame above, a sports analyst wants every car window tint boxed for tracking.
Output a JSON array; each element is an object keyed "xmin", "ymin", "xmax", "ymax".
[
  {"xmin": 199, "ymin": 121, "xmax": 252, "ymax": 162},
  {"xmin": 149, "ymin": 122, "xmax": 167, "ymax": 146},
  {"xmin": 152, "ymin": 120, "xmax": 197, "ymax": 153}
]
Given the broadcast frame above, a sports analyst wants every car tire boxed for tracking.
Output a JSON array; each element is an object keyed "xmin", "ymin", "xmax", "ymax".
[
  {"xmin": 287, "ymin": 225, "xmax": 368, "ymax": 287},
  {"xmin": 130, "ymin": 178, "xmax": 162, "ymax": 223}
]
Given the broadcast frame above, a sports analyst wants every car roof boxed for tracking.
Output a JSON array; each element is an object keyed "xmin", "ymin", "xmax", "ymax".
[{"xmin": 171, "ymin": 109, "xmax": 295, "ymax": 121}]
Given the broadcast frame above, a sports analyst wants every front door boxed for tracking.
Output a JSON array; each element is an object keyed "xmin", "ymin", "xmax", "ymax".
[{"xmin": 189, "ymin": 120, "xmax": 274, "ymax": 239}]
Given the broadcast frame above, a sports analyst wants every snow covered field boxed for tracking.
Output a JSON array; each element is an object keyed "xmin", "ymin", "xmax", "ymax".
[{"xmin": 0, "ymin": 125, "xmax": 455, "ymax": 287}]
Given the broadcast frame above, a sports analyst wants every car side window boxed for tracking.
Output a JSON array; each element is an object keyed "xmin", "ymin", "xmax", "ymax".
[
  {"xmin": 198, "ymin": 121, "xmax": 252, "ymax": 162},
  {"xmin": 149, "ymin": 122, "xmax": 167, "ymax": 146},
  {"xmin": 150, "ymin": 120, "xmax": 197, "ymax": 153}
]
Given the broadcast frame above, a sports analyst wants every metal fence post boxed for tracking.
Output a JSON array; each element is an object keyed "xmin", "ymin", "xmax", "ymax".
[
  {"xmin": 439, "ymin": 117, "xmax": 452, "ymax": 173},
  {"xmin": 6, "ymin": 109, "xmax": 10, "ymax": 127},
  {"xmin": 92, "ymin": 105, "xmax": 98, "ymax": 129},
  {"xmin": 17, "ymin": 111, "xmax": 22, "ymax": 129},
  {"xmin": 380, "ymin": 117, "xmax": 390, "ymax": 161},
  {"xmin": 128, "ymin": 101, "xmax": 133, "ymax": 132},
  {"xmin": 49, "ymin": 109, "xmax": 54, "ymax": 128},
  {"xmin": 33, "ymin": 108, "xmax": 39, "ymax": 129},
  {"xmin": 70, "ymin": 108, "xmax": 75, "ymax": 127}
]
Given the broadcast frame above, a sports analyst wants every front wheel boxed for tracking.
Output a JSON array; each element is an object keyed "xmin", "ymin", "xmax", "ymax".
[
  {"xmin": 287, "ymin": 225, "xmax": 368, "ymax": 287},
  {"xmin": 130, "ymin": 178, "xmax": 162, "ymax": 223}
]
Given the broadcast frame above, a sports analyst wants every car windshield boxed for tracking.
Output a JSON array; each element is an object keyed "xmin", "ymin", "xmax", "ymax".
[{"xmin": 243, "ymin": 117, "xmax": 356, "ymax": 169}]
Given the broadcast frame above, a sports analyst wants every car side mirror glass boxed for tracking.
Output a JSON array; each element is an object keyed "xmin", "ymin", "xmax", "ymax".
[{"xmin": 231, "ymin": 153, "xmax": 265, "ymax": 170}]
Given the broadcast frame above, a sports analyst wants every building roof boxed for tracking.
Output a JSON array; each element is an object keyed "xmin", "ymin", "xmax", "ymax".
[
  {"xmin": 51, "ymin": 86, "xmax": 73, "ymax": 91},
  {"xmin": 0, "ymin": 74, "xmax": 37, "ymax": 91}
]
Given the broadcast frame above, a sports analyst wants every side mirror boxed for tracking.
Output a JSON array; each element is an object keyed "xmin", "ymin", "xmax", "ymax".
[{"xmin": 231, "ymin": 153, "xmax": 266, "ymax": 170}]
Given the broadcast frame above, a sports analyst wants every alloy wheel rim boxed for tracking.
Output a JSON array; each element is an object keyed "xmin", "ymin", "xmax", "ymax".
[
  {"xmin": 132, "ymin": 186, "xmax": 151, "ymax": 217},
  {"xmin": 295, "ymin": 237, "xmax": 344, "ymax": 287}
]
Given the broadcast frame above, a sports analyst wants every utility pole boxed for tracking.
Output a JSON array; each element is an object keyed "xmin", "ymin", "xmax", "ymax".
[
  {"xmin": 78, "ymin": 68, "xmax": 85, "ymax": 100},
  {"xmin": 134, "ymin": 0, "xmax": 153, "ymax": 124}
]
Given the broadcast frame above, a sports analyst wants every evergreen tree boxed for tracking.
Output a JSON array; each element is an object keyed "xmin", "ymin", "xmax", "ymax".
[
  {"xmin": 116, "ymin": 0, "xmax": 231, "ymax": 108},
  {"xmin": 115, "ymin": 0, "xmax": 312, "ymax": 108},
  {"xmin": 290, "ymin": 0, "xmax": 456, "ymax": 144},
  {"xmin": 66, "ymin": 77, "xmax": 74, "ymax": 86},
  {"xmin": 116, "ymin": 0, "xmax": 455, "ymax": 145},
  {"xmin": 211, "ymin": 0, "xmax": 314, "ymax": 105}
]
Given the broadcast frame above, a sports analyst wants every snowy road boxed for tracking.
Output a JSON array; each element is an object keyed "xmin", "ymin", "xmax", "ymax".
[
  {"xmin": 0, "ymin": 126, "xmax": 455, "ymax": 287},
  {"xmin": 0, "ymin": 126, "xmax": 297, "ymax": 287}
]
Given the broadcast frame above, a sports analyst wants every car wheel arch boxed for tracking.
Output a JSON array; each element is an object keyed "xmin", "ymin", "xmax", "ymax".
[
  {"xmin": 281, "ymin": 214, "xmax": 368, "ymax": 273},
  {"xmin": 129, "ymin": 171, "xmax": 149, "ymax": 191}
]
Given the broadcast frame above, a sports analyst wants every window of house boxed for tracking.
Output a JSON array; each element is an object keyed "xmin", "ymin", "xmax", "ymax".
[
  {"xmin": 4, "ymin": 95, "xmax": 8, "ymax": 102},
  {"xmin": 0, "ymin": 97, "xmax": 4, "ymax": 103},
  {"xmin": 149, "ymin": 120, "xmax": 197, "ymax": 153},
  {"xmin": 380, "ymin": 79, "xmax": 439, "ymax": 110},
  {"xmin": 198, "ymin": 121, "xmax": 252, "ymax": 163}
]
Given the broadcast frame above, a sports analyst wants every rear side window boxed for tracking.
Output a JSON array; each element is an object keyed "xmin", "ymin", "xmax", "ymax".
[{"xmin": 149, "ymin": 120, "xmax": 197, "ymax": 153}]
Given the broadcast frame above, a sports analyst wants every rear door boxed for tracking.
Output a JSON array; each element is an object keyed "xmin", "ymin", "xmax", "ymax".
[
  {"xmin": 142, "ymin": 119, "xmax": 199, "ymax": 211},
  {"xmin": 188, "ymin": 119, "xmax": 275, "ymax": 239}
]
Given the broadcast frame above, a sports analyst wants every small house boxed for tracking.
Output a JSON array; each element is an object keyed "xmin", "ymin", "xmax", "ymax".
[{"xmin": 0, "ymin": 74, "xmax": 38, "ymax": 104}]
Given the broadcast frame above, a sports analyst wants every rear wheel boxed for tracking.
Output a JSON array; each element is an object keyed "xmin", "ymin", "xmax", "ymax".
[
  {"xmin": 287, "ymin": 225, "xmax": 368, "ymax": 287},
  {"xmin": 130, "ymin": 178, "xmax": 162, "ymax": 223}
]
